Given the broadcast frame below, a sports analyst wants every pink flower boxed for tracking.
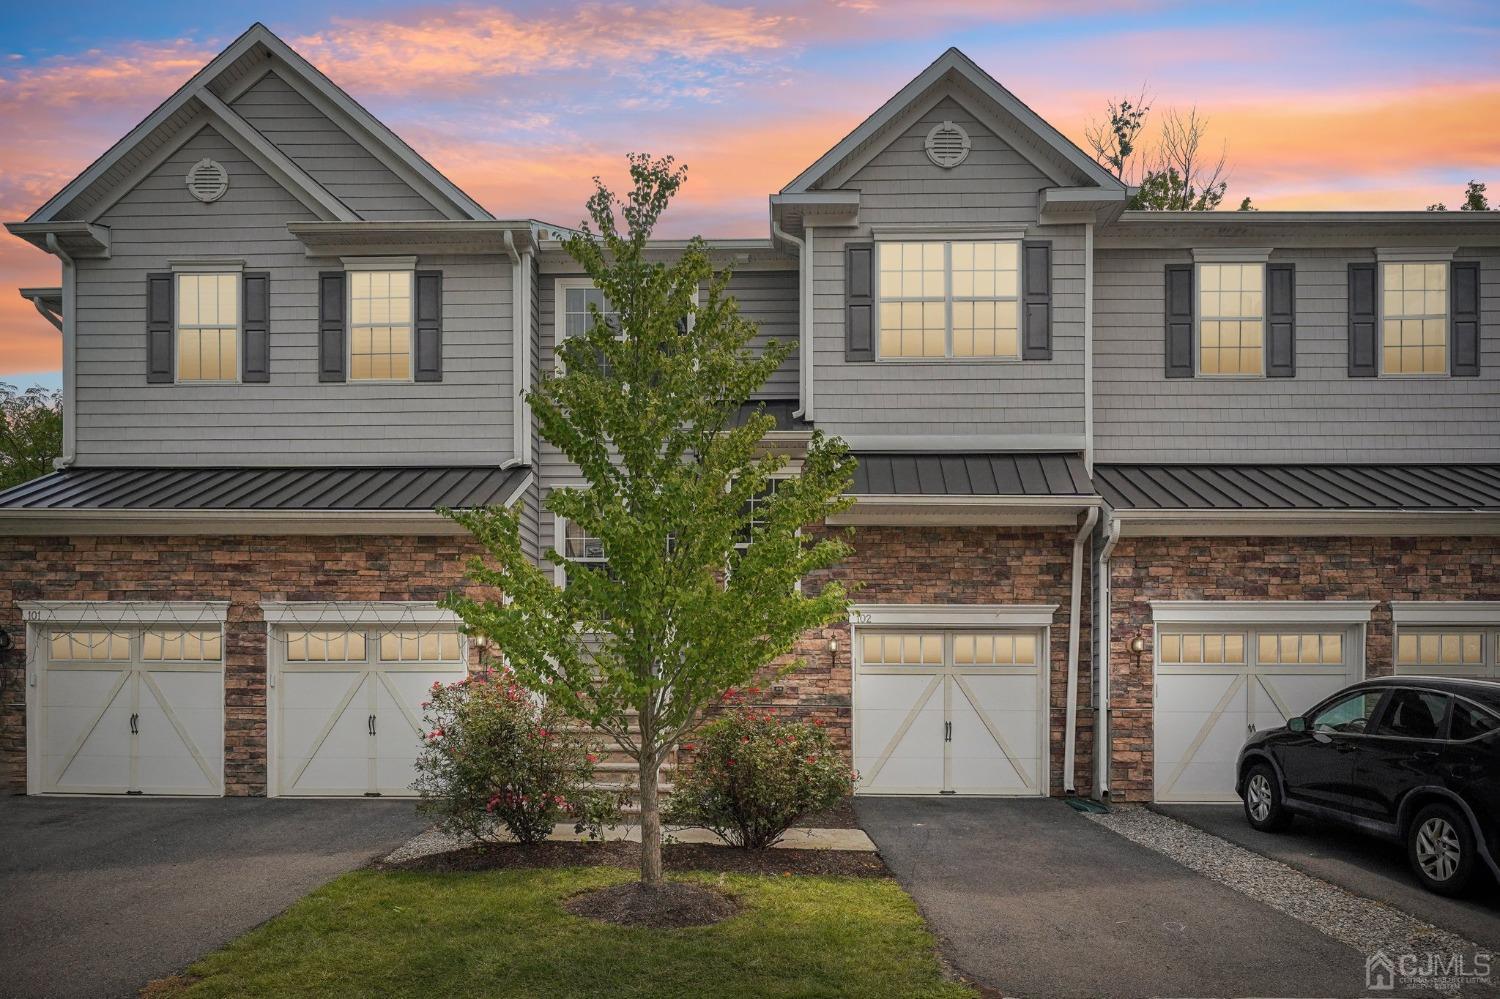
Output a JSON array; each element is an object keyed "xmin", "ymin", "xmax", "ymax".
[{"xmin": 586, "ymin": 753, "xmax": 599, "ymax": 764}]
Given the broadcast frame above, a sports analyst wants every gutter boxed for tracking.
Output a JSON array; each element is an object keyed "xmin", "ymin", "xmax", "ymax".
[
  {"xmin": 1063, "ymin": 506, "xmax": 1098, "ymax": 795},
  {"xmin": 771, "ymin": 220, "xmax": 812, "ymax": 421},
  {"xmin": 1094, "ymin": 512, "xmax": 1121, "ymax": 799},
  {"xmin": 43, "ymin": 233, "xmax": 75, "ymax": 469},
  {"xmin": 504, "ymin": 230, "xmax": 535, "ymax": 466},
  {"xmin": 1111, "ymin": 508, "xmax": 1500, "ymax": 536}
]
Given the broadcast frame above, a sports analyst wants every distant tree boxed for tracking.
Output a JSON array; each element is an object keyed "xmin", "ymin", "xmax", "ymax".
[
  {"xmin": 1427, "ymin": 181, "xmax": 1491, "ymax": 212},
  {"xmin": 1237, "ymin": 196, "xmax": 1257, "ymax": 212},
  {"xmin": 1088, "ymin": 93, "xmax": 1242, "ymax": 211},
  {"xmin": 0, "ymin": 383, "xmax": 62, "ymax": 491}
]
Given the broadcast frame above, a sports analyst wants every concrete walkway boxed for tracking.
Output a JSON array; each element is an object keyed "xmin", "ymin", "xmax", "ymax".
[
  {"xmin": 856, "ymin": 796, "xmax": 1375, "ymax": 999},
  {"xmin": 0, "ymin": 796, "xmax": 428, "ymax": 999},
  {"xmin": 386, "ymin": 822, "xmax": 876, "ymax": 863}
]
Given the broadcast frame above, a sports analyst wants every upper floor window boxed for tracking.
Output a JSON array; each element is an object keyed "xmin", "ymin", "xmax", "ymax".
[
  {"xmin": 349, "ymin": 270, "xmax": 413, "ymax": 381},
  {"xmin": 176, "ymin": 273, "xmax": 239, "ymax": 382},
  {"xmin": 562, "ymin": 284, "xmax": 619, "ymax": 340},
  {"xmin": 1197, "ymin": 263, "xmax": 1264, "ymax": 376},
  {"xmin": 877, "ymin": 240, "xmax": 1019, "ymax": 359},
  {"xmin": 1382, "ymin": 262, "xmax": 1447, "ymax": 375}
]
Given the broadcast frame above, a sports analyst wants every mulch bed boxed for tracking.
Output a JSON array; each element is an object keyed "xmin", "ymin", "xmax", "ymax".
[
  {"xmin": 799, "ymin": 796, "xmax": 862, "ymax": 829},
  {"xmin": 382, "ymin": 839, "xmax": 888, "ymax": 877},
  {"xmin": 563, "ymin": 880, "xmax": 742, "ymax": 928}
]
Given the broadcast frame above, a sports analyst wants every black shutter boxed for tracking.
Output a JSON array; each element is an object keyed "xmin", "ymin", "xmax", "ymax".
[
  {"xmin": 146, "ymin": 273, "xmax": 174, "ymax": 383},
  {"xmin": 414, "ymin": 270, "xmax": 443, "ymax": 382},
  {"xmin": 241, "ymin": 272, "xmax": 270, "ymax": 383},
  {"xmin": 318, "ymin": 271, "xmax": 346, "ymax": 382},
  {"xmin": 1021, "ymin": 241, "xmax": 1052, "ymax": 360},
  {"xmin": 1347, "ymin": 262, "xmax": 1377, "ymax": 377},
  {"xmin": 1266, "ymin": 262, "xmax": 1296, "ymax": 377},
  {"xmin": 1164, "ymin": 264, "xmax": 1194, "ymax": 378},
  {"xmin": 845, "ymin": 242, "xmax": 874, "ymax": 361},
  {"xmin": 1451, "ymin": 261, "xmax": 1480, "ymax": 377}
]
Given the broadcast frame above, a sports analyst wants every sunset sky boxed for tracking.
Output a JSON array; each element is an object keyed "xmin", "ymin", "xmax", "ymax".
[{"xmin": 3, "ymin": 0, "xmax": 1498, "ymax": 389}]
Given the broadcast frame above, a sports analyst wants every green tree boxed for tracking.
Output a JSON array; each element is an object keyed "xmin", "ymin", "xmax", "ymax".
[
  {"xmin": 1237, "ymin": 196, "xmax": 1257, "ymax": 212},
  {"xmin": 443, "ymin": 154, "xmax": 857, "ymax": 888},
  {"xmin": 1089, "ymin": 94, "xmax": 1241, "ymax": 211},
  {"xmin": 0, "ymin": 382, "xmax": 62, "ymax": 490},
  {"xmin": 1427, "ymin": 180, "xmax": 1492, "ymax": 211}
]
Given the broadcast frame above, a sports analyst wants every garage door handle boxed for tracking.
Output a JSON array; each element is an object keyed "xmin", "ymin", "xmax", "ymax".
[
  {"xmin": 129, "ymin": 712, "xmax": 138, "ymax": 735},
  {"xmin": 368, "ymin": 714, "xmax": 376, "ymax": 736},
  {"xmin": 944, "ymin": 721, "xmax": 952, "ymax": 743}
]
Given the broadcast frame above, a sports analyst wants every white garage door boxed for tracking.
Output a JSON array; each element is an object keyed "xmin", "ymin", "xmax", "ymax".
[
  {"xmin": 1154, "ymin": 627, "xmax": 1358, "ymax": 803},
  {"xmin": 854, "ymin": 629, "xmax": 1046, "ymax": 796},
  {"xmin": 37, "ymin": 627, "xmax": 223, "ymax": 795},
  {"xmin": 272, "ymin": 626, "xmax": 467, "ymax": 797},
  {"xmin": 1395, "ymin": 628, "xmax": 1499, "ymax": 678}
]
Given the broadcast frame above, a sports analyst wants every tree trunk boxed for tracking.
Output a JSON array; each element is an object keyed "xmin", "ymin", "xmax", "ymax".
[{"xmin": 638, "ymin": 751, "xmax": 663, "ymax": 888}]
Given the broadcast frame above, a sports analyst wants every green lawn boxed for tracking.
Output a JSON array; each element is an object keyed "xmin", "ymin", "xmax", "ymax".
[{"xmin": 158, "ymin": 867, "xmax": 974, "ymax": 998}]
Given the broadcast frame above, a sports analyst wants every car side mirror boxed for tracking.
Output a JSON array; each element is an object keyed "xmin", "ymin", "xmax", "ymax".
[{"xmin": 1287, "ymin": 717, "xmax": 1308, "ymax": 733}]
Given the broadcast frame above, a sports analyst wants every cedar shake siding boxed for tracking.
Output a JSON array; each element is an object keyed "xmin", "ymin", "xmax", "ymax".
[{"xmin": 1105, "ymin": 535, "xmax": 1500, "ymax": 802}]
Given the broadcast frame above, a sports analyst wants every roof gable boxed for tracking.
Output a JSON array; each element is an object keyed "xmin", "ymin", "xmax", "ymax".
[
  {"xmin": 783, "ymin": 47, "xmax": 1123, "ymax": 196},
  {"xmin": 28, "ymin": 23, "xmax": 491, "ymax": 224}
]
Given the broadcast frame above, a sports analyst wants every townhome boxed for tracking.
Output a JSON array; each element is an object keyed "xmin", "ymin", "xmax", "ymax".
[{"xmin": 2, "ymin": 25, "xmax": 1496, "ymax": 808}]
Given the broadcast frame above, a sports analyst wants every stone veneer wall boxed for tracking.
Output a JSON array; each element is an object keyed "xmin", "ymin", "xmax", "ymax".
[
  {"xmin": 2, "ymin": 526, "xmax": 1093, "ymax": 797},
  {"xmin": 1105, "ymin": 535, "xmax": 1500, "ymax": 803},
  {"xmin": 748, "ymin": 526, "xmax": 1094, "ymax": 797},
  {"xmin": 0, "ymin": 534, "xmax": 491, "ymax": 795}
]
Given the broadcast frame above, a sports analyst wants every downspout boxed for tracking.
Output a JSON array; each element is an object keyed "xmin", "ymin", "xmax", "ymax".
[
  {"xmin": 1083, "ymin": 220, "xmax": 1095, "ymax": 473},
  {"xmin": 1063, "ymin": 505, "xmax": 1099, "ymax": 795},
  {"xmin": 502, "ymin": 229, "xmax": 533, "ymax": 469},
  {"xmin": 1094, "ymin": 512, "xmax": 1122, "ymax": 798},
  {"xmin": 44, "ymin": 233, "xmax": 76, "ymax": 469},
  {"xmin": 772, "ymin": 219, "xmax": 812, "ymax": 421}
]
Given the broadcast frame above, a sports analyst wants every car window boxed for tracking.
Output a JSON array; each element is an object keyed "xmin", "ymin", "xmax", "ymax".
[
  {"xmin": 1309, "ymin": 691, "xmax": 1384, "ymax": 735},
  {"xmin": 1372, "ymin": 689, "xmax": 1449, "ymax": 740},
  {"xmin": 1450, "ymin": 701, "xmax": 1500, "ymax": 741}
]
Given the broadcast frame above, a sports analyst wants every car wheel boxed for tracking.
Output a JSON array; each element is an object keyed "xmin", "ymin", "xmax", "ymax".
[
  {"xmin": 1242, "ymin": 763, "xmax": 1291, "ymax": 832},
  {"xmin": 1408, "ymin": 803, "xmax": 1477, "ymax": 896}
]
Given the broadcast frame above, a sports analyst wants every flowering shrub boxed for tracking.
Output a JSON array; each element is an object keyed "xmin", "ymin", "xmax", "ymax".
[
  {"xmin": 412, "ymin": 666, "xmax": 621, "ymax": 845},
  {"xmin": 664, "ymin": 707, "xmax": 856, "ymax": 849}
]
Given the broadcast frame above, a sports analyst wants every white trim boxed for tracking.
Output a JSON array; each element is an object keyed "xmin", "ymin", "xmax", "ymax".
[
  {"xmin": 341, "ymin": 256, "xmax": 418, "ymax": 272},
  {"xmin": 838, "ymin": 433, "xmax": 1086, "ymax": 452},
  {"xmin": 19, "ymin": 601, "xmax": 230, "ymax": 625},
  {"xmin": 1391, "ymin": 602, "xmax": 1500, "ymax": 626},
  {"xmin": 870, "ymin": 223, "xmax": 1030, "ymax": 240},
  {"xmin": 1112, "ymin": 509, "xmax": 1500, "ymax": 537},
  {"xmin": 851, "ymin": 603, "xmax": 1058, "ymax": 628},
  {"xmin": 1191, "ymin": 247, "xmax": 1274, "ymax": 263},
  {"xmin": 1376, "ymin": 247, "xmax": 1458, "ymax": 263},
  {"xmin": 170, "ymin": 259, "xmax": 244, "ymax": 272},
  {"xmin": 783, "ymin": 48, "xmax": 1122, "ymax": 194},
  {"xmin": 259, "ymin": 601, "xmax": 460, "ymax": 627},
  {"xmin": 1150, "ymin": 600, "xmax": 1376, "ymax": 625},
  {"xmin": 1083, "ymin": 220, "xmax": 1094, "ymax": 472}
]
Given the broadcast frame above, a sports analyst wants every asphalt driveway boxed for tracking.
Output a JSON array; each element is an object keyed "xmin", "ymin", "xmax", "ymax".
[
  {"xmin": 856, "ymin": 796, "xmax": 1374, "ymax": 999},
  {"xmin": 1160, "ymin": 803, "xmax": 1500, "ymax": 952},
  {"xmin": 0, "ymin": 795, "xmax": 428, "ymax": 999}
]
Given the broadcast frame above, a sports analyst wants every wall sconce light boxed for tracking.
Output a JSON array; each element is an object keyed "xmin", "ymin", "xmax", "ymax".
[
  {"xmin": 0, "ymin": 626, "xmax": 11, "ymax": 653},
  {"xmin": 472, "ymin": 635, "xmax": 491, "ymax": 650},
  {"xmin": 1128, "ymin": 634, "xmax": 1147, "ymax": 666},
  {"xmin": 829, "ymin": 638, "xmax": 839, "ymax": 654}
]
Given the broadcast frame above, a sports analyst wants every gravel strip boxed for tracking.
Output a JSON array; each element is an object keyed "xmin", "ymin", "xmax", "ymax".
[
  {"xmin": 385, "ymin": 828, "xmax": 474, "ymax": 864},
  {"xmin": 1087, "ymin": 806, "xmax": 1479, "ymax": 960}
]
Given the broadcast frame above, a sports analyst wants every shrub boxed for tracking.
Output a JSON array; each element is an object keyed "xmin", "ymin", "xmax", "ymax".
[
  {"xmin": 665, "ymin": 707, "xmax": 856, "ymax": 848},
  {"xmin": 412, "ymin": 666, "xmax": 621, "ymax": 844}
]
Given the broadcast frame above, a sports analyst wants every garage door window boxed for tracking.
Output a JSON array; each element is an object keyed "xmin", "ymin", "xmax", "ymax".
[
  {"xmin": 1397, "ymin": 630, "xmax": 1484, "ymax": 670},
  {"xmin": 286, "ymin": 629, "xmax": 366, "ymax": 662},
  {"xmin": 863, "ymin": 633, "xmax": 943, "ymax": 666},
  {"xmin": 380, "ymin": 630, "xmax": 463, "ymax": 662},
  {"xmin": 142, "ymin": 629, "xmax": 222, "ymax": 661},
  {"xmin": 49, "ymin": 629, "xmax": 130, "ymax": 661},
  {"xmin": 1258, "ymin": 632, "xmax": 1343, "ymax": 665},
  {"xmin": 1158, "ymin": 631, "xmax": 1245, "ymax": 665}
]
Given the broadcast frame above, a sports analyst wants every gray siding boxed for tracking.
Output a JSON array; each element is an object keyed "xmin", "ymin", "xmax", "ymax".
[
  {"xmin": 231, "ymin": 72, "xmax": 442, "ymax": 221},
  {"xmin": 807, "ymin": 93, "xmax": 1085, "ymax": 440},
  {"xmin": 1093, "ymin": 247, "xmax": 1500, "ymax": 462},
  {"xmin": 75, "ymin": 125, "xmax": 514, "ymax": 466}
]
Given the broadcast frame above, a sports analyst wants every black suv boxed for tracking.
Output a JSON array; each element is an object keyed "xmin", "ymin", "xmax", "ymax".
[{"xmin": 1236, "ymin": 675, "xmax": 1500, "ymax": 896}]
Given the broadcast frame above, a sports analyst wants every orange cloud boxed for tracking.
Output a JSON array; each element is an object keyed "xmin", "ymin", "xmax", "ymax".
[
  {"xmin": 0, "ymin": 39, "xmax": 212, "ymax": 113},
  {"xmin": 292, "ymin": 3, "xmax": 797, "ymax": 97}
]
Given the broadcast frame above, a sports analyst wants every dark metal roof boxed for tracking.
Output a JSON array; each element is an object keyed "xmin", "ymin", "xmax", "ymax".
[
  {"xmin": 0, "ymin": 466, "xmax": 529, "ymax": 511},
  {"xmin": 1095, "ymin": 464, "xmax": 1500, "ymax": 512},
  {"xmin": 730, "ymin": 399, "xmax": 809, "ymax": 432},
  {"xmin": 851, "ymin": 453, "xmax": 1093, "ymax": 497}
]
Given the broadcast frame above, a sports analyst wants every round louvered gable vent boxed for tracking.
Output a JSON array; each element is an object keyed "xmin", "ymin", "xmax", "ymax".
[
  {"xmin": 925, "ymin": 121, "xmax": 971, "ymax": 169},
  {"xmin": 186, "ymin": 158, "xmax": 229, "ymax": 203}
]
